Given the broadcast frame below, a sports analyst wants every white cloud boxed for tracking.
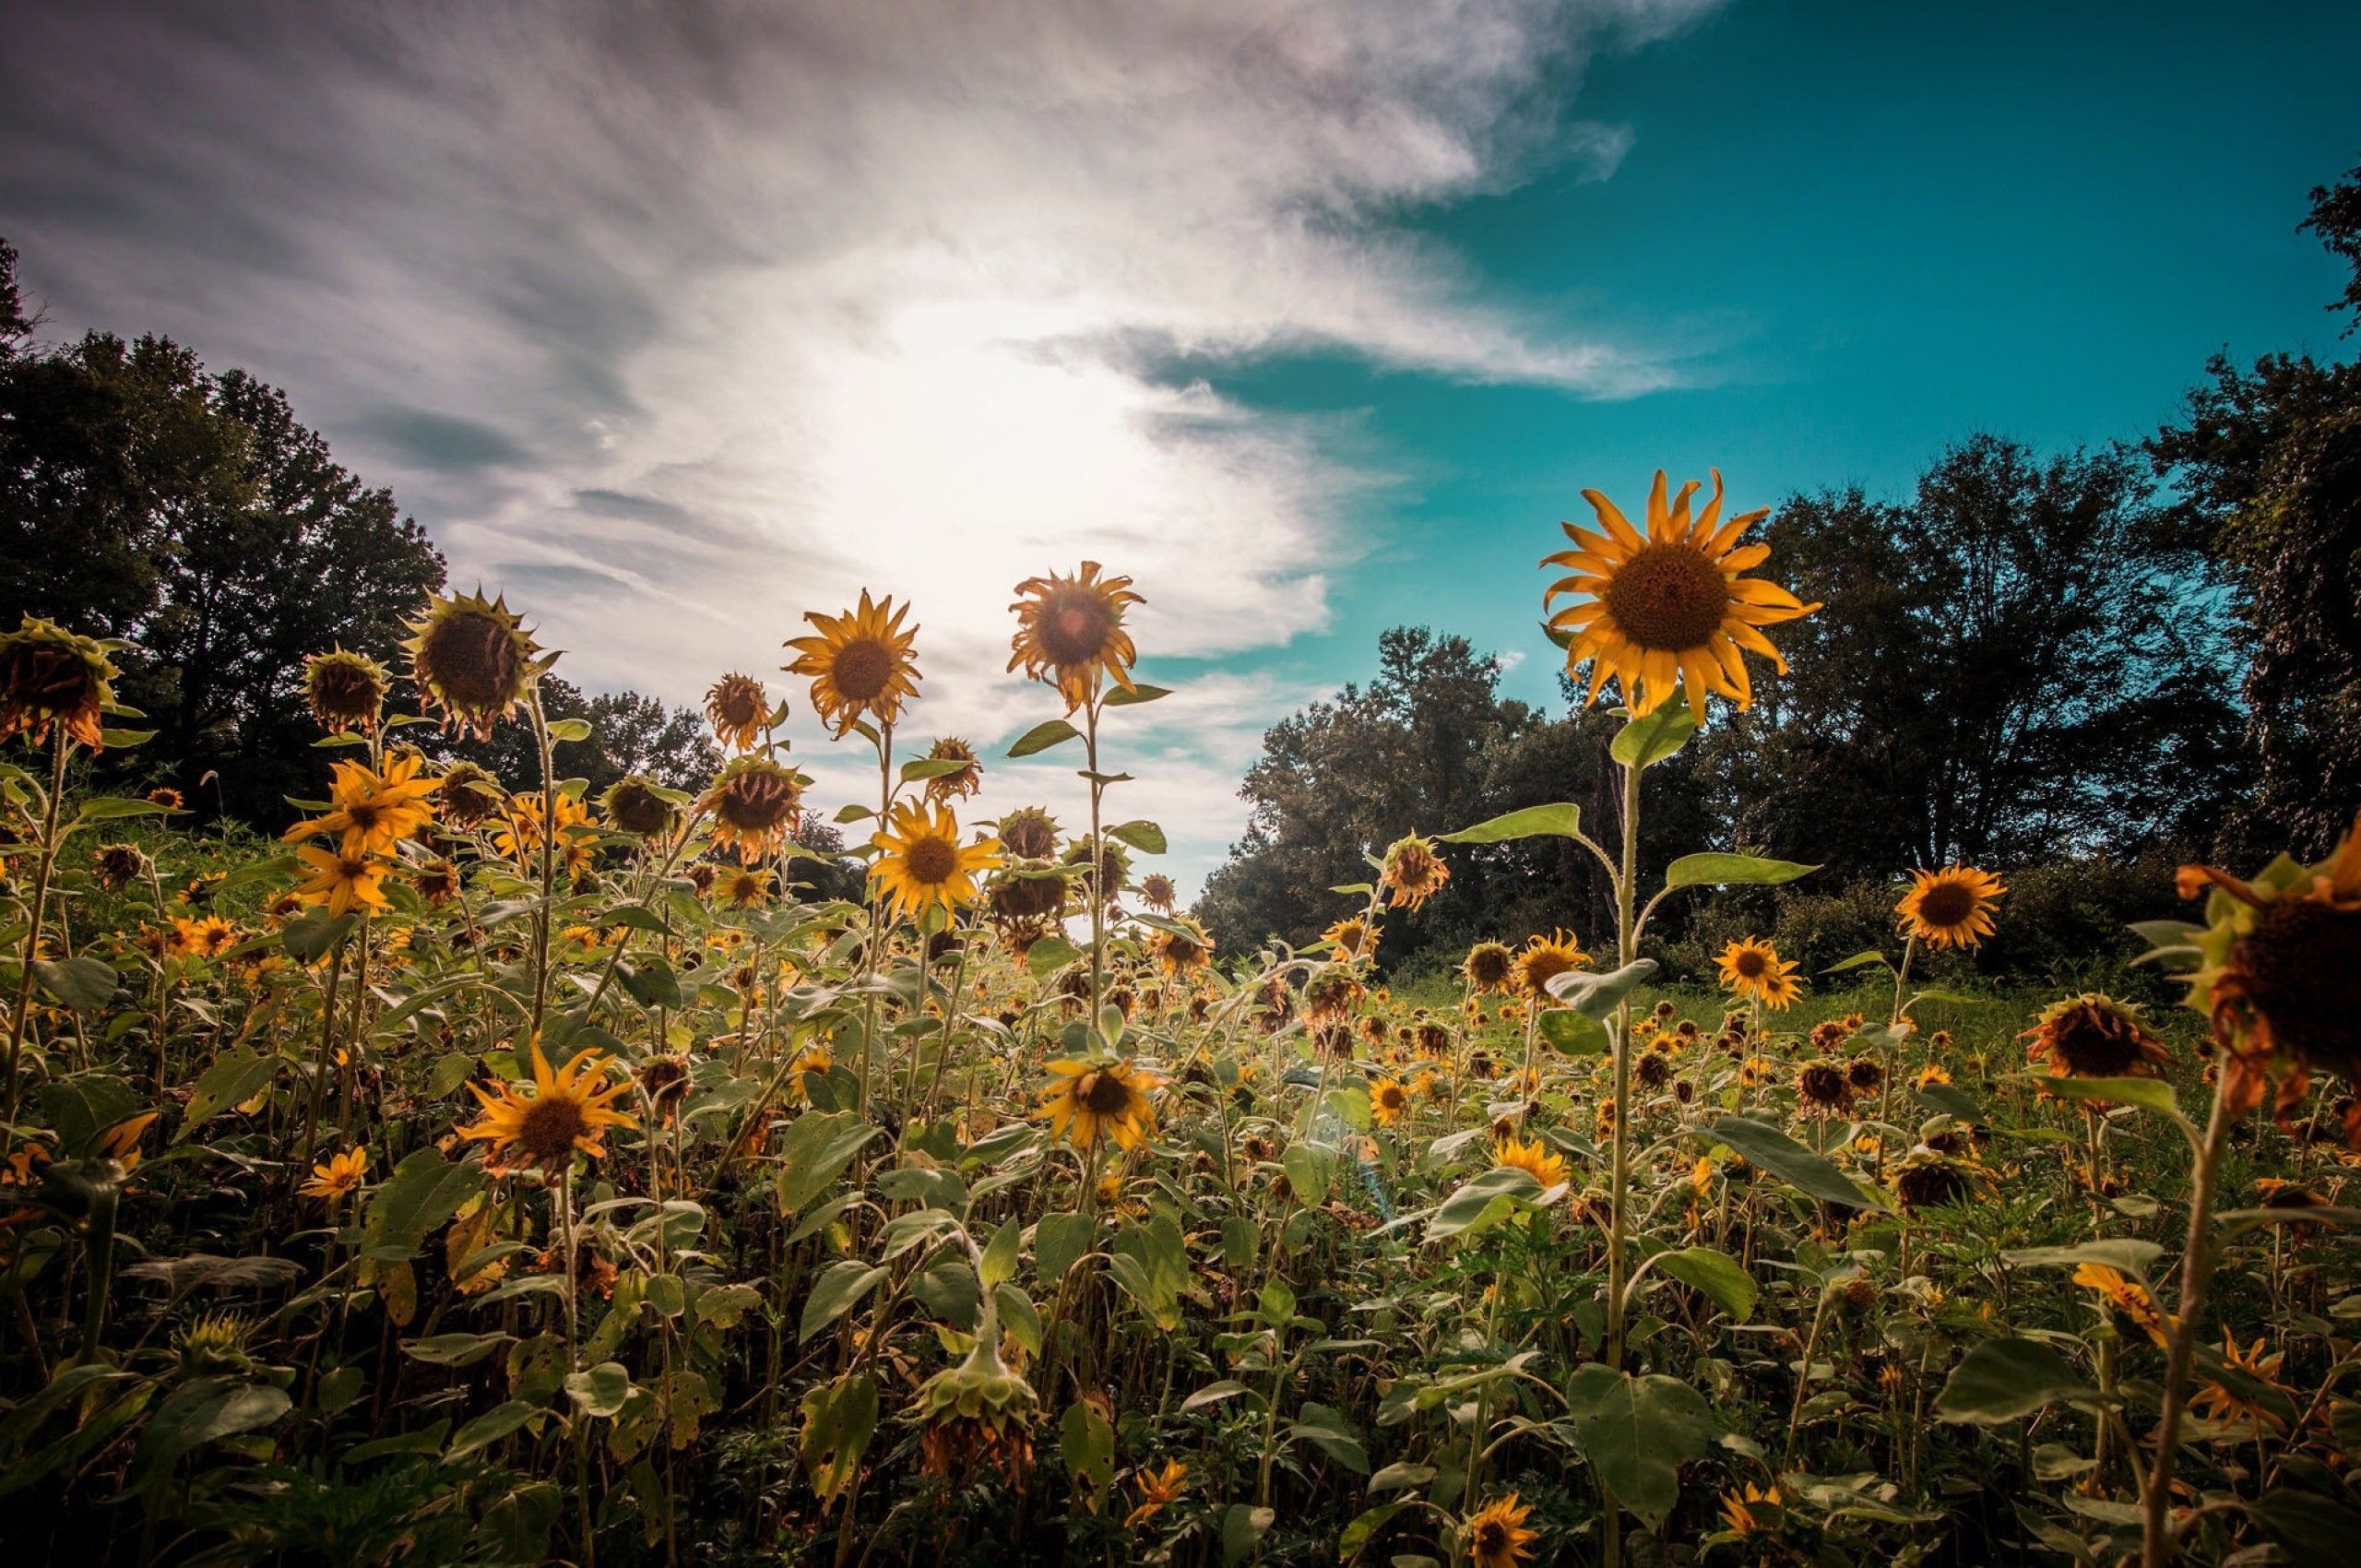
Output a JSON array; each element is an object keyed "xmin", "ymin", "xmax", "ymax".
[{"xmin": 1, "ymin": 0, "xmax": 1714, "ymax": 891}]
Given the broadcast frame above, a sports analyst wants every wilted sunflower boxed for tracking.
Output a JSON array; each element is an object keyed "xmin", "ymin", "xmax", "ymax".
[
  {"xmin": 1378, "ymin": 833, "xmax": 1451, "ymax": 911},
  {"xmin": 413, "ymin": 859, "xmax": 461, "ymax": 908},
  {"xmin": 2023, "ymin": 992, "xmax": 2170, "ymax": 1080},
  {"xmin": 1513, "ymin": 929, "xmax": 1588, "ymax": 999},
  {"xmin": 0, "ymin": 615, "xmax": 119, "ymax": 752},
  {"xmin": 1464, "ymin": 1493, "xmax": 1539, "ymax": 1568},
  {"xmin": 1542, "ymin": 469, "xmax": 1819, "ymax": 719},
  {"xmin": 283, "ymin": 756, "xmax": 438, "ymax": 857},
  {"xmin": 1492, "ymin": 1132, "xmax": 1570, "ymax": 1188},
  {"xmin": 496, "ymin": 790, "xmax": 596, "ymax": 879},
  {"xmin": 94, "ymin": 842, "xmax": 148, "ymax": 893},
  {"xmin": 704, "ymin": 671, "xmax": 772, "ymax": 754},
  {"xmin": 1890, "ymin": 1148, "xmax": 1981, "ymax": 1214},
  {"xmin": 912, "ymin": 1330, "xmax": 1038, "ymax": 1486},
  {"xmin": 1007, "ymin": 561, "xmax": 1144, "ymax": 710},
  {"xmin": 1896, "ymin": 865, "xmax": 2004, "ymax": 950},
  {"xmin": 989, "ymin": 805, "xmax": 1056, "ymax": 861},
  {"xmin": 1463, "ymin": 941, "xmax": 1514, "ymax": 994},
  {"xmin": 1323, "ymin": 915, "xmax": 1380, "ymax": 961},
  {"xmin": 291, "ymin": 846, "xmax": 390, "ymax": 918},
  {"xmin": 1716, "ymin": 936, "xmax": 1801, "ymax": 1011},
  {"xmin": 434, "ymin": 761, "xmax": 506, "ymax": 828},
  {"xmin": 784, "ymin": 590, "xmax": 920, "ymax": 735},
  {"xmin": 301, "ymin": 647, "xmax": 389, "ymax": 734},
  {"xmin": 719, "ymin": 867, "xmax": 774, "ymax": 909},
  {"xmin": 460, "ymin": 1039, "xmax": 638, "ymax": 1175},
  {"xmin": 1038, "ymin": 1058, "xmax": 1162, "ymax": 1152},
  {"xmin": 1137, "ymin": 873, "xmax": 1178, "ymax": 913},
  {"xmin": 697, "ymin": 756, "xmax": 806, "ymax": 865},
  {"xmin": 599, "ymin": 775, "xmax": 677, "ymax": 837},
  {"xmin": 921, "ymin": 735, "xmax": 983, "ymax": 802},
  {"xmin": 1302, "ymin": 966, "xmax": 1366, "ymax": 1024},
  {"xmin": 300, "ymin": 1146, "xmax": 369, "ymax": 1204},
  {"xmin": 404, "ymin": 589, "xmax": 544, "ymax": 741},
  {"xmin": 1062, "ymin": 835, "xmax": 1132, "ymax": 908},
  {"xmin": 1148, "ymin": 917, "xmax": 1214, "ymax": 977},
  {"xmin": 1797, "ymin": 1060, "xmax": 1854, "ymax": 1116},
  {"xmin": 872, "ymin": 800, "xmax": 1002, "ymax": 923}
]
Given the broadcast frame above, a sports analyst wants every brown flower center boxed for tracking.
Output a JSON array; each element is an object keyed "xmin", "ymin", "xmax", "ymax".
[
  {"xmin": 1914, "ymin": 880, "xmax": 1978, "ymax": 930},
  {"xmin": 719, "ymin": 770, "xmax": 799, "ymax": 831},
  {"xmin": 2236, "ymin": 897, "xmax": 2361, "ymax": 1076},
  {"xmin": 421, "ymin": 609, "xmax": 521, "ymax": 711},
  {"xmin": 829, "ymin": 637, "xmax": 895, "ymax": 703},
  {"xmin": 711, "ymin": 678, "xmax": 764, "ymax": 729},
  {"xmin": 1601, "ymin": 541, "xmax": 1729, "ymax": 651},
  {"xmin": 518, "ymin": 1094, "xmax": 590, "ymax": 1164},
  {"xmin": 1041, "ymin": 591, "xmax": 1117, "ymax": 666},
  {"xmin": 904, "ymin": 834, "xmax": 959, "ymax": 885},
  {"xmin": 1733, "ymin": 947, "xmax": 1769, "ymax": 979},
  {"xmin": 1079, "ymin": 1072, "xmax": 1135, "ymax": 1115}
]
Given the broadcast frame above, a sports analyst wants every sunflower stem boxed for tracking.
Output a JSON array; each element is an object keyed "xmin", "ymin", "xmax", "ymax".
[
  {"xmin": 3, "ymin": 731, "xmax": 68, "ymax": 1145},
  {"xmin": 527, "ymin": 685, "xmax": 557, "ymax": 1039},
  {"xmin": 2141, "ymin": 1067, "xmax": 2235, "ymax": 1568}
]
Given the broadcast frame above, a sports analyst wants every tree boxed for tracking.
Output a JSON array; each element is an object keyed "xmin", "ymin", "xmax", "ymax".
[{"xmin": 427, "ymin": 673, "xmax": 721, "ymax": 798}]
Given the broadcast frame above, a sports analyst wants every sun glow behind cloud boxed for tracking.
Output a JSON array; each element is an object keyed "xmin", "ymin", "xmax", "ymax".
[{"xmin": 0, "ymin": 0, "xmax": 1714, "ymax": 891}]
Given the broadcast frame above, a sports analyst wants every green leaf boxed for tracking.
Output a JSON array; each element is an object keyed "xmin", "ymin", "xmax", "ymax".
[
  {"xmin": 1339, "ymin": 1501, "xmax": 1408, "ymax": 1560},
  {"xmin": 281, "ymin": 909, "xmax": 359, "ymax": 962},
  {"xmin": 403, "ymin": 1333, "xmax": 513, "ymax": 1368},
  {"xmin": 175, "ymin": 1047, "xmax": 280, "ymax": 1137},
  {"xmin": 1428, "ymin": 1164, "xmax": 1544, "ymax": 1241},
  {"xmin": 1536, "ymin": 1008, "xmax": 1608, "ymax": 1055},
  {"xmin": 2023, "ymin": 1075, "xmax": 2188, "ymax": 1124},
  {"xmin": 1106, "ymin": 819, "xmax": 1166, "ymax": 855},
  {"xmin": 1062, "ymin": 1397, "xmax": 1116, "ymax": 1493},
  {"xmin": 797, "ymin": 1374, "xmax": 878, "ymax": 1503},
  {"xmin": 564, "ymin": 1361, "xmax": 635, "ymax": 1418},
  {"xmin": 979, "ymin": 1220, "xmax": 1021, "ymax": 1290},
  {"xmin": 1562, "ymin": 1364, "xmax": 1719, "ymax": 1529},
  {"xmin": 899, "ymin": 757, "xmax": 973, "ymax": 782},
  {"xmin": 1608, "ymin": 696, "xmax": 1697, "ymax": 769},
  {"xmin": 1223, "ymin": 1503, "xmax": 1276, "ymax": 1566},
  {"xmin": 1649, "ymin": 1246, "xmax": 1758, "ymax": 1322},
  {"xmin": 771, "ymin": 1111, "xmax": 880, "ymax": 1215},
  {"xmin": 1025, "ymin": 935, "xmax": 1080, "ymax": 978},
  {"xmin": 73, "ymin": 796, "xmax": 172, "ymax": 824},
  {"xmin": 447, "ymin": 1399, "xmax": 541, "ymax": 1460},
  {"xmin": 1544, "ymin": 959, "xmax": 1657, "ymax": 1022},
  {"xmin": 360, "ymin": 1151, "xmax": 487, "ymax": 1266},
  {"xmin": 1181, "ymin": 1380, "xmax": 1253, "ymax": 1412},
  {"xmin": 1822, "ymin": 949, "xmax": 1892, "ymax": 975},
  {"xmin": 1934, "ymin": 1336, "xmax": 2096, "ymax": 1425},
  {"xmin": 33, "ymin": 956, "xmax": 119, "ymax": 1012},
  {"xmin": 1913, "ymin": 1080, "xmax": 1987, "ymax": 1124},
  {"xmin": 2250, "ymin": 1487, "xmax": 2361, "ymax": 1560},
  {"xmin": 2001, "ymin": 1240, "xmax": 2165, "ymax": 1277},
  {"xmin": 544, "ymin": 718, "xmax": 594, "ymax": 742},
  {"xmin": 1663, "ymin": 852, "xmax": 1818, "ymax": 890},
  {"xmin": 798, "ymin": 1261, "xmax": 888, "ymax": 1342},
  {"xmin": 1103, "ymin": 683, "xmax": 1171, "ymax": 707},
  {"xmin": 1287, "ymin": 1402, "xmax": 1369, "ymax": 1474},
  {"xmin": 1438, "ymin": 802, "xmax": 1583, "ymax": 844},
  {"xmin": 1034, "ymin": 1211, "xmax": 1093, "ymax": 1281},
  {"xmin": 135, "ymin": 1379, "xmax": 292, "ymax": 1480},
  {"xmin": 1703, "ymin": 1115, "xmax": 1885, "ymax": 1211},
  {"xmin": 1007, "ymin": 719, "xmax": 1082, "ymax": 758}
]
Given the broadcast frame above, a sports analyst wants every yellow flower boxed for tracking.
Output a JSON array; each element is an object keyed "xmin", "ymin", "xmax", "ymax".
[
  {"xmin": 1323, "ymin": 915, "xmax": 1380, "ymax": 961},
  {"xmin": 1715, "ymin": 936, "xmax": 1801, "ymax": 1010},
  {"xmin": 1369, "ymin": 1075, "xmax": 1410, "ymax": 1126},
  {"xmin": 1491, "ymin": 1132, "xmax": 1569, "ymax": 1188},
  {"xmin": 1542, "ymin": 469, "xmax": 1818, "ymax": 719},
  {"xmin": 1896, "ymin": 865, "xmax": 2004, "ymax": 950},
  {"xmin": 0, "ymin": 615, "xmax": 119, "ymax": 751},
  {"xmin": 1006, "ymin": 561, "xmax": 1144, "ymax": 712},
  {"xmin": 1464, "ymin": 1491, "xmax": 1538, "ymax": 1568},
  {"xmin": 282, "ymin": 756, "xmax": 438, "ymax": 857},
  {"xmin": 302, "ymin": 647, "xmax": 389, "ymax": 733},
  {"xmin": 704, "ymin": 671, "xmax": 772, "ymax": 753},
  {"xmin": 784, "ymin": 590, "xmax": 920, "ymax": 735},
  {"xmin": 870, "ymin": 800, "xmax": 1002, "ymax": 923},
  {"xmin": 301, "ymin": 1146, "xmax": 369, "ymax": 1203},
  {"xmin": 1513, "ymin": 929, "xmax": 1587, "ymax": 999},
  {"xmin": 921, "ymin": 735, "xmax": 983, "ymax": 802},
  {"xmin": 698, "ymin": 755, "xmax": 807, "ymax": 866},
  {"xmin": 1378, "ymin": 833, "xmax": 1451, "ymax": 911},
  {"xmin": 2072, "ymin": 1262, "xmax": 2174, "ymax": 1349},
  {"xmin": 2189, "ymin": 1328, "xmax": 2290, "ymax": 1436},
  {"xmin": 97, "ymin": 1111, "xmax": 158, "ymax": 1171},
  {"xmin": 404, "ymin": 588, "xmax": 543, "ymax": 740},
  {"xmin": 168, "ymin": 914, "xmax": 239, "ymax": 960},
  {"xmin": 1124, "ymin": 1458, "xmax": 1187, "ymax": 1528},
  {"xmin": 459, "ymin": 1039, "xmax": 639, "ymax": 1175},
  {"xmin": 2023, "ymin": 992, "xmax": 2171, "ymax": 1080},
  {"xmin": 1037, "ymin": 1058, "xmax": 1162, "ymax": 1153},
  {"xmin": 291, "ymin": 845, "xmax": 390, "ymax": 918},
  {"xmin": 1720, "ymin": 1482, "xmax": 1780, "ymax": 1535},
  {"xmin": 1147, "ymin": 917, "xmax": 1215, "ymax": 977}
]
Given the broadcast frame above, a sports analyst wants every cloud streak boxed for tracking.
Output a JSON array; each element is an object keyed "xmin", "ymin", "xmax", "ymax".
[{"xmin": 0, "ymin": 0, "xmax": 1709, "ymax": 891}]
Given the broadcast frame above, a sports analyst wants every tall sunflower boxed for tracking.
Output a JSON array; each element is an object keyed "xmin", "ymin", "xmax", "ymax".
[
  {"xmin": 459, "ymin": 1039, "xmax": 638, "ymax": 1175},
  {"xmin": 921, "ymin": 736, "xmax": 984, "ymax": 802},
  {"xmin": 302, "ymin": 647, "xmax": 389, "ymax": 734},
  {"xmin": 404, "ymin": 589, "xmax": 545, "ymax": 740},
  {"xmin": 1037, "ymin": 1058, "xmax": 1163, "ymax": 1152},
  {"xmin": 871, "ymin": 800, "xmax": 1002, "ymax": 923},
  {"xmin": 696, "ymin": 756, "xmax": 807, "ymax": 865},
  {"xmin": 1492, "ymin": 1132, "xmax": 1569, "ymax": 1187},
  {"xmin": 1147, "ymin": 917, "xmax": 1215, "ymax": 977},
  {"xmin": 783, "ymin": 590, "xmax": 920, "ymax": 735},
  {"xmin": 1378, "ymin": 833, "xmax": 1451, "ymax": 911},
  {"xmin": 1542, "ymin": 469, "xmax": 1818, "ymax": 719},
  {"xmin": 1007, "ymin": 561, "xmax": 1144, "ymax": 710},
  {"xmin": 1464, "ymin": 1493, "xmax": 1539, "ymax": 1568},
  {"xmin": 2023, "ymin": 993, "xmax": 2170, "ymax": 1080},
  {"xmin": 1715, "ymin": 936, "xmax": 1801, "ymax": 1011},
  {"xmin": 704, "ymin": 671, "xmax": 773, "ymax": 754},
  {"xmin": 1896, "ymin": 865, "xmax": 2005, "ymax": 950},
  {"xmin": 282, "ymin": 757, "xmax": 438, "ymax": 857}
]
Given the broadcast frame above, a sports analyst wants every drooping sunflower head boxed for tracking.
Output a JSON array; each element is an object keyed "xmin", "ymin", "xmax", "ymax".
[
  {"xmin": 1463, "ymin": 940, "xmax": 1514, "ymax": 994},
  {"xmin": 434, "ymin": 762, "xmax": 506, "ymax": 828},
  {"xmin": 1302, "ymin": 965, "xmax": 1366, "ymax": 1024},
  {"xmin": 1542, "ymin": 469, "xmax": 1819, "ymax": 719},
  {"xmin": 303, "ymin": 647, "xmax": 390, "ymax": 734},
  {"xmin": 460, "ymin": 1039, "xmax": 639, "ymax": 1175},
  {"xmin": 697, "ymin": 755, "xmax": 807, "ymax": 864},
  {"xmin": 783, "ymin": 590, "xmax": 920, "ymax": 735},
  {"xmin": 1896, "ymin": 865, "xmax": 2005, "ymax": 950},
  {"xmin": 921, "ymin": 735, "xmax": 983, "ymax": 802},
  {"xmin": 2023, "ymin": 992, "xmax": 2171, "ymax": 1080},
  {"xmin": 1323, "ymin": 915, "xmax": 1380, "ymax": 961},
  {"xmin": 704, "ymin": 671, "xmax": 773, "ymax": 754},
  {"xmin": 871, "ymin": 799, "xmax": 1003, "ymax": 923},
  {"xmin": 173, "ymin": 1312, "xmax": 255, "ymax": 1378},
  {"xmin": 1062, "ymin": 835, "xmax": 1132, "ymax": 908},
  {"xmin": 1797, "ymin": 1060, "xmax": 1853, "ymax": 1114},
  {"xmin": 1891, "ymin": 1149, "xmax": 1982, "ymax": 1215},
  {"xmin": 0, "ymin": 615, "xmax": 119, "ymax": 752},
  {"xmin": 1138, "ymin": 873, "xmax": 1179, "ymax": 913},
  {"xmin": 1378, "ymin": 833, "xmax": 1452, "ymax": 911},
  {"xmin": 404, "ymin": 589, "xmax": 545, "ymax": 741},
  {"xmin": 1037, "ymin": 1058, "xmax": 1163, "ymax": 1152},
  {"xmin": 1007, "ymin": 561, "xmax": 1144, "ymax": 710},
  {"xmin": 599, "ymin": 775, "xmax": 677, "ymax": 837},
  {"xmin": 911, "ymin": 1329, "xmax": 1039, "ymax": 1487},
  {"xmin": 1148, "ymin": 917, "xmax": 1214, "ymax": 976},
  {"xmin": 996, "ymin": 805, "xmax": 1061, "ymax": 862},
  {"xmin": 1513, "ymin": 929, "xmax": 1588, "ymax": 1000},
  {"xmin": 94, "ymin": 841, "xmax": 149, "ymax": 893}
]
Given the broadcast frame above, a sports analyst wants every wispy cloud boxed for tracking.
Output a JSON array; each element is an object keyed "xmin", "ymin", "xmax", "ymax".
[{"xmin": 0, "ymin": 0, "xmax": 1713, "ymax": 891}]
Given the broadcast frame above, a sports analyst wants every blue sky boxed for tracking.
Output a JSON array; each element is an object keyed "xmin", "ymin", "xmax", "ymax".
[{"xmin": 3, "ymin": 1, "xmax": 2354, "ymax": 890}]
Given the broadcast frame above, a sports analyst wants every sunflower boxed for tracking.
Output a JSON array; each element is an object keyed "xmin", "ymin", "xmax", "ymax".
[
  {"xmin": 93, "ymin": 842, "xmax": 148, "ymax": 893},
  {"xmin": 1797, "ymin": 1060, "xmax": 1854, "ymax": 1116},
  {"xmin": 168, "ymin": 915, "xmax": 238, "ymax": 960},
  {"xmin": 1513, "ymin": 929, "xmax": 1588, "ymax": 999},
  {"xmin": 998, "ymin": 805, "xmax": 1061, "ymax": 861},
  {"xmin": 1378, "ymin": 833, "xmax": 1451, "ymax": 911},
  {"xmin": 2023, "ymin": 992, "xmax": 2170, "ymax": 1080},
  {"xmin": 1124, "ymin": 1459, "xmax": 1188, "ymax": 1529},
  {"xmin": 1037, "ymin": 1058, "xmax": 1162, "ymax": 1152},
  {"xmin": 599, "ymin": 774, "xmax": 677, "ymax": 837},
  {"xmin": 1896, "ymin": 865, "xmax": 2005, "ymax": 950},
  {"xmin": 413, "ymin": 860, "xmax": 460, "ymax": 908},
  {"xmin": 1138, "ymin": 873, "xmax": 1178, "ymax": 913},
  {"xmin": 1890, "ymin": 1149, "xmax": 1980, "ymax": 1214},
  {"xmin": 1007, "ymin": 561, "xmax": 1144, "ymax": 710},
  {"xmin": 1464, "ymin": 1492, "xmax": 1538, "ymax": 1568},
  {"xmin": 1370, "ymin": 1075, "xmax": 1411, "ymax": 1126},
  {"xmin": 1543, "ymin": 469, "xmax": 1819, "ymax": 719},
  {"xmin": 1715, "ymin": 936, "xmax": 1801, "ymax": 1011},
  {"xmin": 496, "ymin": 790, "xmax": 596, "ymax": 879},
  {"xmin": 704, "ymin": 671, "xmax": 772, "ymax": 753},
  {"xmin": 1062, "ymin": 836, "xmax": 1132, "ymax": 907},
  {"xmin": 302, "ymin": 647, "xmax": 389, "ymax": 733},
  {"xmin": 1720, "ymin": 1483, "xmax": 1781, "ymax": 1535},
  {"xmin": 460, "ymin": 1039, "xmax": 638, "ymax": 1175},
  {"xmin": 921, "ymin": 735, "xmax": 983, "ymax": 802},
  {"xmin": 912, "ymin": 1331, "xmax": 1039, "ymax": 1486},
  {"xmin": 0, "ymin": 615, "xmax": 119, "ymax": 751},
  {"xmin": 784, "ymin": 590, "xmax": 920, "ymax": 735},
  {"xmin": 404, "ymin": 588, "xmax": 544, "ymax": 740},
  {"xmin": 291, "ymin": 846, "xmax": 390, "ymax": 918},
  {"xmin": 2189, "ymin": 1329, "xmax": 2292, "ymax": 1437},
  {"xmin": 300, "ymin": 1146, "xmax": 369, "ymax": 1204},
  {"xmin": 282, "ymin": 757, "xmax": 438, "ymax": 857},
  {"xmin": 697, "ymin": 756, "xmax": 807, "ymax": 865},
  {"xmin": 1302, "ymin": 966, "xmax": 1366, "ymax": 1024},
  {"xmin": 433, "ymin": 761, "xmax": 506, "ymax": 828},
  {"xmin": 871, "ymin": 800, "xmax": 1003, "ymax": 923},
  {"xmin": 1323, "ymin": 915, "xmax": 1380, "ymax": 961},
  {"xmin": 1463, "ymin": 941, "xmax": 1513, "ymax": 994},
  {"xmin": 1492, "ymin": 1132, "xmax": 1569, "ymax": 1188},
  {"xmin": 2072, "ymin": 1262, "xmax": 2173, "ymax": 1349},
  {"xmin": 719, "ymin": 867, "xmax": 774, "ymax": 909},
  {"xmin": 1148, "ymin": 917, "xmax": 1214, "ymax": 977}
]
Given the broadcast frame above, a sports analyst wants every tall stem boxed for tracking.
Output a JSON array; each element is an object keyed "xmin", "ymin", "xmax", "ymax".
[
  {"xmin": 1598, "ymin": 756, "xmax": 1642, "ymax": 1568},
  {"xmin": 1084, "ymin": 701, "xmax": 1106, "ymax": 1022},
  {"xmin": 2140, "ymin": 1072, "xmax": 2235, "ymax": 1568},
  {"xmin": 528, "ymin": 687, "xmax": 557, "ymax": 1038},
  {"xmin": 4, "ymin": 732, "xmax": 68, "ymax": 1141}
]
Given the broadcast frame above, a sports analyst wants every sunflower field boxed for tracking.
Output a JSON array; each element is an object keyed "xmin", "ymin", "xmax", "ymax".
[{"xmin": 3, "ymin": 472, "xmax": 2358, "ymax": 1568}]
